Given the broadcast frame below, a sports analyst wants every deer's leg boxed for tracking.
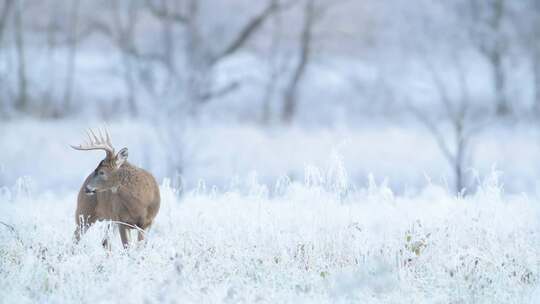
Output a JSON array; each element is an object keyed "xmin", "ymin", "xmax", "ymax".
[
  {"xmin": 119, "ymin": 225, "xmax": 130, "ymax": 249},
  {"xmin": 73, "ymin": 214, "xmax": 95, "ymax": 244},
  {"xmin": 127, "ymin": 229, "xmax": 133, "ymax": 243},
  {"xmin": 137, "ymin": 228, "xmax": 145, "ymax": 242},
  {"xmin": 73, "ymin": 225, "xmax": 83, "ymax": 243},
  {"xmin": 136, "ymin": 223, "xmax": 150, "ymax": 243},
  {"xmin": 102, "ymin": 222, "xmax": 113, "ymax": 250},
  {"xmin": 101, "ymin": 238, "xmax": 110, "ymax": 249}
]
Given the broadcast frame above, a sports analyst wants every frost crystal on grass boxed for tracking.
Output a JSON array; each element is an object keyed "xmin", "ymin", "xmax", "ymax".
[{"xmin": 0, "ymin": 170, "xmax": 539, "ymax": 303}]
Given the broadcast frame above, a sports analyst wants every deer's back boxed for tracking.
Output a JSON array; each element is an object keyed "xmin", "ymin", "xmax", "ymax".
[{"xmin": 116, "ymin": 163, "xmax": 160, "ymax": 206}]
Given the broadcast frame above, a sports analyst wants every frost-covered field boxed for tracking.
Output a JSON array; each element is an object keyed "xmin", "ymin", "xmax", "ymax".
[
  {"xmin": 1, "ymin": 120, "xmax": 540, "ymax": 303},
  {"xmin": 1, "ymin": 171, "xmax": 540, "ymax": 303}
]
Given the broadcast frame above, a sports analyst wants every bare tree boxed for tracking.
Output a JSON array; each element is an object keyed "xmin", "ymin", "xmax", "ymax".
[
  {"xmin": 112, "ymin": 0, "xmax": 140, "ymax": 117},
  {"xmin": 467, "ymin": 0, "xmax": 511, "ymax": 116},
  {"xmin": 280, "ymin": 0, "xmax": 339, "ymax": 123},
  {"xmin": 0, "ymin": 0, "xmax": 13, "ymax": 116},
  {"xmin": 511, "ymin": 0, "xmax": 540, "ymax": 114},
  {"xmin": 0, "ymin": 0, "xmax": 13, "ymax": 43},
  {"xmin": 190, "ymin": 0, "xmax": 282, "ymax": 114},
  {"xmin": 410, "ymin": 55, "xmax": 487, "ymax": 194},
  {"xmin": 13, "ymin": 0, "xmax": 27, "ymax": 112},
  {"xmin": 281, "ymin": 0, "xmax": 315, "ymax": 123},
  {"xmin": 145, "ymin": 0, "xmax": 184, "ymax": 74},
  {"xmin": 529, "ymin": 6, "xmax": 540, "ymax": 115},
  {"xmin": 144, "ymin": 0, "xmax": 284, "ymax": 115},
  {"xmin": 62, "ymin": 0, "xmax": 81, "ymax": 115},
  {"xmin": 78, "ymin": 1, "xmax": 143, "ymax": 117},
  {"xmin": 526, "ymin": 2, "xmax": 540, "ymax": 115},
  {"xmin": 42, "ymin": 2, "xmax": 60, "ymax": 116},
  {"xmin": 261, "ymin": 8, "xmax": 286, "ymax": 124}
]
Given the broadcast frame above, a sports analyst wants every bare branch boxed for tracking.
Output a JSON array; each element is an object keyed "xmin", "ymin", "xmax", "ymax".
[
  {"xmin": 418, "ymin": 52, "xmax": 456, "ymax": 121},
  {"xmin": 78, "ymin": 20, "xmax": 113, "ymax": 41},
  {"xmin": 463, "ymin": 117, "xmax": 491, "ymax": 139},
  {"xmin": 282, "ymin": 0, "xmax": 316, "ymax": 122},
  {"xmin": 213, "ymin": 0, "xmax": 282, "ymax": 62},
  {"xmin": 407, "ymin": 103, "xmax": 455, "ymax": 164},
  {"xmin": 0, "ymin": 0, "xmax": 13, "ymax": 43},
  {"xmin": 145, "ymin": 0, "xmax": 188, "ymax": 24},
  {"xmin": 449, "ymin": 51, "xmax": 472, "ymax": 125},
  {"xmin": 200, "ymin": 81, "xmax": 241, "ymax": 103}
]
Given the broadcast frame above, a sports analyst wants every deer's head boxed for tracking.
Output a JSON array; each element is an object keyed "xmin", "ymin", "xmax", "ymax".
[{"xmin": 71, "ymin": 128, "xmax": 129, "ymax": 195}]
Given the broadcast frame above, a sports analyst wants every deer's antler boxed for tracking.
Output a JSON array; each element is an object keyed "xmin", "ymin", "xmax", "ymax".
[{"xmin": 71, "ymin": 127, "xmax": 115, "ymax": 159}]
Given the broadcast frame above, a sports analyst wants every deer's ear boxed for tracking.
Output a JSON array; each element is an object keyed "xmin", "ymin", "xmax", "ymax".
[{"xmin": 115, "ymin": 148, "xmax": 128, "ymax": 168}]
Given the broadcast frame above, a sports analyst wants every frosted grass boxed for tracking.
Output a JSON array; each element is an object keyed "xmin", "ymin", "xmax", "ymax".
[{"xmin": 1, "ymin": 168, "xmax": 539, "ymax": 303}]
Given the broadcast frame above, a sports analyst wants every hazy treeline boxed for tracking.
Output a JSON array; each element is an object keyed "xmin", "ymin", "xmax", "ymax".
[
  {"xmin": 2, "ymin": 0, "xmax": 540, "ymax": 194},
  {"xmin": 0, "ymin": 0, "xmax": 332, "ymax": 121},
  {"xmin": 0, "ymin": 0, "xmax": 537, "ymax": 123}
]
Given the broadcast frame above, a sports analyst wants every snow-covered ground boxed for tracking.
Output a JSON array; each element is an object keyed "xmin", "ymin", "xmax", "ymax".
[
  {"xmin": 1, "ymin": 119, "xmax": 540, "ymax": 303},
  {"xmin": 1, "ymin": 171, "xmax": 539, "ymax": 303}
]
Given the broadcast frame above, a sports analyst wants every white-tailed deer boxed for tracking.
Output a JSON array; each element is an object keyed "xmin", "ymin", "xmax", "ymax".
[{"xmin": 72, "ymin": 128, "xmax": 160, "ymax": 248}]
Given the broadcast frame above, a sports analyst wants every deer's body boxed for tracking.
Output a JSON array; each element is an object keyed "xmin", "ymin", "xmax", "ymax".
[{"xmin": 72, "ymin": 129, "xmax": 160, "ymax": 248}]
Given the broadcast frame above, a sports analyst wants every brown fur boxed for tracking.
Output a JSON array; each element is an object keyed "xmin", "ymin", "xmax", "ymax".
[{"xmin": 74, "ymin": 159, "xmax": 160, "ymax": 248}]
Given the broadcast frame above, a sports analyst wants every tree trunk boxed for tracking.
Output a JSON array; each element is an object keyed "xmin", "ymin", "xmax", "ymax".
[
  {"xmin": 454, "ymin": 124, "xmax": 466, "ymax": 195},
  {"xmin": 490, "ymin": 51, "xmax": 508, "ymax": 116},
  {"xmin": 455, "ymin": 162, "xmax": 463, "ymax": 195},
  {"xmin": 261, "ymin": 10, "xmax": 283, "ymax": 124},
  {"xmin": 184, "ymin": 0, "xmax": 204, "ymax": 115},
  {"xmin": 261, "ymin": 73, "xmax": 276, "ymax": 124},
  {"xmin": 489, "ymin": 0, "xmax": 508, "ymax": 116},
  {"xmin": 161, "ymin": 0, "xmax": 176, "ymax": 74},
  {"xmin": 533, "ymin": 53, "xmax": 540, "ymax": 115},
  {"xmin": 281, "ymin": 0, "xmax": 314, "ymax": 123},
  {"xmin": 123, "ymin": 53, "xmax": 137, "ymax": 117},
  {"xmin": 13, "ymin": 0, "xmax": 27, "ymax": 112},
  {"xmin": 454, "ymin": 147, "xmax": 464, "ymax": 195},
  {"xmin": 62, "ymin": 0, "xmax": 80, "ymax": 115},
  {"xmin": 0, "ymin": 0, "xmax": 13, "ymax": 43},
  {"xmin": 113, "ymin": 0, "xmax": 139, "ymax": 117},
  {"xmin": 0, "ymin": 0, "xmax": 13, "ymax": 116}
]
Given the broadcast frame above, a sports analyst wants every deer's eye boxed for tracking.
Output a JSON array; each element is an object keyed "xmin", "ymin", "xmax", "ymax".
[{"xmin": 98, "ymin": 171, "xmax": 105, "ymax": 176}]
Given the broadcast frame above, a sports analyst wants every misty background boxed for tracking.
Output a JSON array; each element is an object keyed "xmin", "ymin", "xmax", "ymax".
[{"xmin": 0, "ymin": 0, "xmax": 539, "ymax": 195}]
